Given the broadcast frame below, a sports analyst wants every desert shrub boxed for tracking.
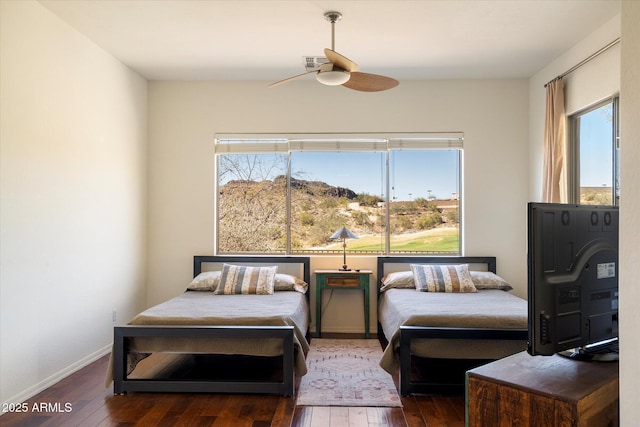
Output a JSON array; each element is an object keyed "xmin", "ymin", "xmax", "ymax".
[
  {"xmin": 445, "ymin": 209, "xmax": 459, "ymax": 223},
  {"xmin": 414, "ymin": 197, "xmax": 428, "ymax": 207},
  {"xmin": 416, "ymin": 212, "xmax": 443, "ymax": 230},
  {"xmin": 404, "ymin": 202, "xmax": 418, "ymax": 213},
  {"xmin": 353, "ymin": 211, "xmax": 372, "ymax": 227},
  {"xmin": 395, "ymin": 216, "xmax": 413, "ymax": 231},
  {"xmin": 299, "ymin": 212, "xmax": 315, "ymax": 226},
  {"xmin": 319, "ymin": 197, "xmax": 338, "ymax": 209},
  {"xmin": 357, "ymin": 193, "xmax": 383, "ymax": 207}
]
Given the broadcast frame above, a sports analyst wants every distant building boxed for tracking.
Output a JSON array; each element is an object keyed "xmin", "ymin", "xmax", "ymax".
[{"xmin": 450, "ymin": 193, "xmax": 459, "ymax": 201}]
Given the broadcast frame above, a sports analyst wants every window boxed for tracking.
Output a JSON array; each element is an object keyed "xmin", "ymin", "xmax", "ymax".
[
  {"xmin": 217, "ymin": 153, "xmax": 288, "ymax": 253},
  {"xmin": 290, "ymin": 151, "xmax": 385, "ymax": 253},
  {"xmin": 388, "ymin": 150, "xmax": 460, "ymax": 253},
  {"xmin": 569, "ymin": 97, "xmax": 620, "ymax": 206},
  {"xmin": 215, "ymin": 133, "xmax": 463, "ymax": 255}
]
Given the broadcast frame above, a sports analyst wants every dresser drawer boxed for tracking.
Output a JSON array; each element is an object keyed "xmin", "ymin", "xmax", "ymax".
[{"xmin": 325, "ymin": 276, "xmax": 360, "ymax": 287}]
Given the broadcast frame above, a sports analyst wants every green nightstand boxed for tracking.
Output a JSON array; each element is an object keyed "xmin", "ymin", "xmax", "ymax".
[{"xmin": 315, "ymin": 269, "xmax": 372, "ymax": 338}]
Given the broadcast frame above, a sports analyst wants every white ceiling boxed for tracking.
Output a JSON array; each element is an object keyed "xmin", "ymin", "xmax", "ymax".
[{"xmin": 39, "ymin": 0, "xmax": 620, "ymax": 82}]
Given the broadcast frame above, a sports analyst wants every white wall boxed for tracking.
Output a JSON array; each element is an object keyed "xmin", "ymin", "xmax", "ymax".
[
  {"xmin": 619, "ymin": 1, "xmax": 640, "ymax": 424},
  {"xmin": 0, "ymin": 1, "xmax": 148, "ymax": 405},
  {"xmin": 147, "ymin": 79, "xmax": 530, "ymax": 333}
]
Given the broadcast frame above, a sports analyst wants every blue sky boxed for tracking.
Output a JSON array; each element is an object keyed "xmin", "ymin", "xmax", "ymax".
[
  {"xmin": 579, "ymin": 104, "xmax": 614, "ymax": 187},
  {"xmin": 292, "ymin": 150, "xmax": 459, "ymax": 201}
]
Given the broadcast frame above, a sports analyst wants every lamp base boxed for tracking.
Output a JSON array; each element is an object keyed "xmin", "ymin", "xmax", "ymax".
[{"xmin": 339, "ymin": 267, "xmax": 352, "ymax": 271}]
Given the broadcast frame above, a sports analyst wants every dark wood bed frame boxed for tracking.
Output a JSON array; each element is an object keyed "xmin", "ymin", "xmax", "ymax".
[
  {"xmin": 113, "ymin": 255, "xmax": 310, "ymax": 396},
  {"xmin": 376, "ymin": 256, "xmax": 528, "ymax": 396}
]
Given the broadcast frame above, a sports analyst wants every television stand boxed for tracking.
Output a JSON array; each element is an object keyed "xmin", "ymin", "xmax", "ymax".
[
  {"xmin": 559, "ymin": 338, "xmax": 619, "ymax": 362},
  {"xmin": 559, "ymin": 349, "xmax": 619, "ymax": 362},
  {"xmin": 466, "ymin": 351, "xmax": 619, "ymax": 427}
]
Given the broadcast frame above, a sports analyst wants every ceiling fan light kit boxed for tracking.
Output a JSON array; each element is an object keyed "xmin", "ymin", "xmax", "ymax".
[
  {"xmin": 269, "ymin": 11, "xmax": 398, "ymax": 92},
  {"xmin": 316, "ymin": 70, "xmax": 350, "ymax": 85}
]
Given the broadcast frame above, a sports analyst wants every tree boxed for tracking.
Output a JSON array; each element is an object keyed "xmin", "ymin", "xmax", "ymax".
[{"xmin": 218, "ymin": 154, "xmax": 288, "ymax": 252}]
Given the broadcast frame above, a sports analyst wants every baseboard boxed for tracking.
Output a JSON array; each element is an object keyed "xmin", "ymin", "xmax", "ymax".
[
  {"xmin": 311, "ymin": 324, "xmax": 375, "ymax": 335},
  {"xmin": 1, "ymin": 344, "xmax": 112, "ymax": 410},
  {"xmin": 312, "ymin": 332, "xmax": 379, "ymax": 339}
]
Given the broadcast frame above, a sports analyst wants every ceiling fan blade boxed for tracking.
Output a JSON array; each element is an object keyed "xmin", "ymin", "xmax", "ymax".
[
  {"xmin": 268, "ymin": 70, "xmax": 317, "ymax": 88},
  {"xmin": 324, "ymin": 48, "xmax": 359, "ymax": 72},
  {"xmin": 342, "ymin": 71, "xmax": 399, "ymax": 92}
]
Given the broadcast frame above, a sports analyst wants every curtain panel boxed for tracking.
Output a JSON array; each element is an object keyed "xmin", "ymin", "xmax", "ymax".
[{"xmin": 542, "ymin": 79, "xmax": 567, "ymax": 203}]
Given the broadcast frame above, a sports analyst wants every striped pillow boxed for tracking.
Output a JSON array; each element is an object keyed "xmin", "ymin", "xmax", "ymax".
[
  {"xmin": 410, "ymin": 264, "xmax": 477, "ymax": 293},
  {"xmin": 215, "ymin": 264, "xmax": 278, "ymax": 295}
]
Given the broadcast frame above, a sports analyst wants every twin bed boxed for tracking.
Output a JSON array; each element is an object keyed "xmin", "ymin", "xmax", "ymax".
[
  {"xmin": 111, "ymin": 256, "xmax": 310, "ymax": 396},
  {"xmin": 376, "ymin": 256, "xmax": 528, "ymax": 395},
  {"xmin": 110, "ymin": 255, "xmax": 527, "ymax": 397}
]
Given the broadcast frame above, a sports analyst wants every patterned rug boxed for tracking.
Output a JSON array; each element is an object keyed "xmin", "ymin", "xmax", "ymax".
[{"xmin": 296, "ymin": 339, "xmax": 402, "ymax": 407}]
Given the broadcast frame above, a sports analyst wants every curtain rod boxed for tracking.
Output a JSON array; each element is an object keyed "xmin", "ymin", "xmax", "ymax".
[{"xmin": 544, "ymin": 38, "xmax": 620, "ymax": 87}]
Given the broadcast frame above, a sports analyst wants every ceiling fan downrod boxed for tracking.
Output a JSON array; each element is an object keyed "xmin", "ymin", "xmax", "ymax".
[{"xmin": 324, "ymin": 11, "xmax": 342, "ymax": 51}]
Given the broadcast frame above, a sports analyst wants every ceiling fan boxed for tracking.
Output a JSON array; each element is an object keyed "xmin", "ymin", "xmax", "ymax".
[{"xmin": 269, "ymin": 12, "xmax": 399, "ymax": 92}]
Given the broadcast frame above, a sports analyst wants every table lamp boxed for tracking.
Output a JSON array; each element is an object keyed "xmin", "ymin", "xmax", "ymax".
[{"xmin": 330, "ymin": 227, "xmax": 359, "ymax": 271}]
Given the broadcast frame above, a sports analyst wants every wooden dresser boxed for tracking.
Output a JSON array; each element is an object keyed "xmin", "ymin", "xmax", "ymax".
[{"xmin": 466, "ymin": 351, "xmax": 619, "ymax": 427}]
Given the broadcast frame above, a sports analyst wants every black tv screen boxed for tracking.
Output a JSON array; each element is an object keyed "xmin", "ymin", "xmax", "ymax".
[{"xmin": 527, "ymin": 202, "xmax": 619, "ymax": 359}]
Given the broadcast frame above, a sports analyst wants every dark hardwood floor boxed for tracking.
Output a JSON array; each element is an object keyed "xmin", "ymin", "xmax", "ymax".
[{"xmin": 0, "ymin": 351, "xmax": 466, "ymax": 427}]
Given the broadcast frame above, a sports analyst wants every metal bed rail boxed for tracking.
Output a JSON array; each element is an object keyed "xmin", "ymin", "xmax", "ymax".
[
  {"xmin": 398, "ymin": 326, "xmax": 528, "ymax": 396},
  {"xmin": 113, "ymin": 325, "xmax": 296, "ymax": 396}
]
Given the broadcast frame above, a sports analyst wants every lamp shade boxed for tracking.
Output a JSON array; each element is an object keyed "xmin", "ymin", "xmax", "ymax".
[{"xmin": 330, "ymin": 227, "xmax": 358, "ymax": 240}]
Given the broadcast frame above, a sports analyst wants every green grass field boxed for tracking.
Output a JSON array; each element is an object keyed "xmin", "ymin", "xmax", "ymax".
[{"xmin": 327, "ymin": 228, "xmax": 459, "ymax": 253}]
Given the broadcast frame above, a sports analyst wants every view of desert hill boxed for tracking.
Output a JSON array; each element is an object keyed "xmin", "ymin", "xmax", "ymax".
[{"xmin": 218, "ymin": 177, "xmax": 459, "ymax": 254}]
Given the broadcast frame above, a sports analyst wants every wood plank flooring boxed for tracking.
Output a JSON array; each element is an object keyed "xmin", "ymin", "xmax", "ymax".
[{"xmin": 0, "ymin": 353, "xmax": 465, "ymax": 427}]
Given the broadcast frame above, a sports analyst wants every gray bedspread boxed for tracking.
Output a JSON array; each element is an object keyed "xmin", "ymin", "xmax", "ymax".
[
  {"xmin": 378, "ymin": 288, "xmax": 527, "ymax": 373},
  {"xmin": 106, "ymin": 291, "xmax": 309, "ymax": 385}
]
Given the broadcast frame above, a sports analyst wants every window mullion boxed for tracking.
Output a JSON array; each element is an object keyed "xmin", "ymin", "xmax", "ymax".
[
  {"xmin": 286, "ymin": 152, "xmax": 292, "ymax": 254},
  {"xmin": 385, "ymin": 150, "xmax": 391, "ymax": 254}
]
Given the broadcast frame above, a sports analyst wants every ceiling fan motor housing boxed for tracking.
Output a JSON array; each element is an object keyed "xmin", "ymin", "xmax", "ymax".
[{"xmin": 304, "ymin": 56, "xmax": 328, "ymax": 71}]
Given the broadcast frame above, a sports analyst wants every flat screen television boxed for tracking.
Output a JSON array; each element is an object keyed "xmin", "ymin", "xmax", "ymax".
[{"xmin": 527, "ymin": 202, "xmax": 619, "ymax": 360}]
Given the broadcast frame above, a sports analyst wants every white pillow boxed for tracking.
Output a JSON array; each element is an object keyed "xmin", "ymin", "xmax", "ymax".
[
  {"xmin": 186, "ymin": 271, "xmax": 221, "ymax": 291},
  {"xmin": 274, "ymin": 273, "xmax": 309, "ymax": 293},
  {"xmin": 380, "ymin": 271, "xmax": 415, "ymax": 292},
  {"xmin": 470, "ymin": 271, "xmax": 513, "ymax": 291}
]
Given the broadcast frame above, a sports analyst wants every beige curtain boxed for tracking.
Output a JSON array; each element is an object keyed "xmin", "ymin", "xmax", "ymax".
[{"xmin": 542, "ymin": 78, "xmax": 566, "ymax": 203}]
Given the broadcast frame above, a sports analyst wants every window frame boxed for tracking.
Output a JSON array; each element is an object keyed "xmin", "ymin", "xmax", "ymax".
[
  {"xmin": 214, "ymin": 133, "xmax": 464, "ymax": 255},
  {"xmin": 568, "ymin": 96, "xmax": 620, "ymax": 206}
]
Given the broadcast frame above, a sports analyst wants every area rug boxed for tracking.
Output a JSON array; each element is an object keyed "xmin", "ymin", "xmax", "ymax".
[{"xmin": 296, "ymin": 339, "xmax": 402, "ymax": 407}]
